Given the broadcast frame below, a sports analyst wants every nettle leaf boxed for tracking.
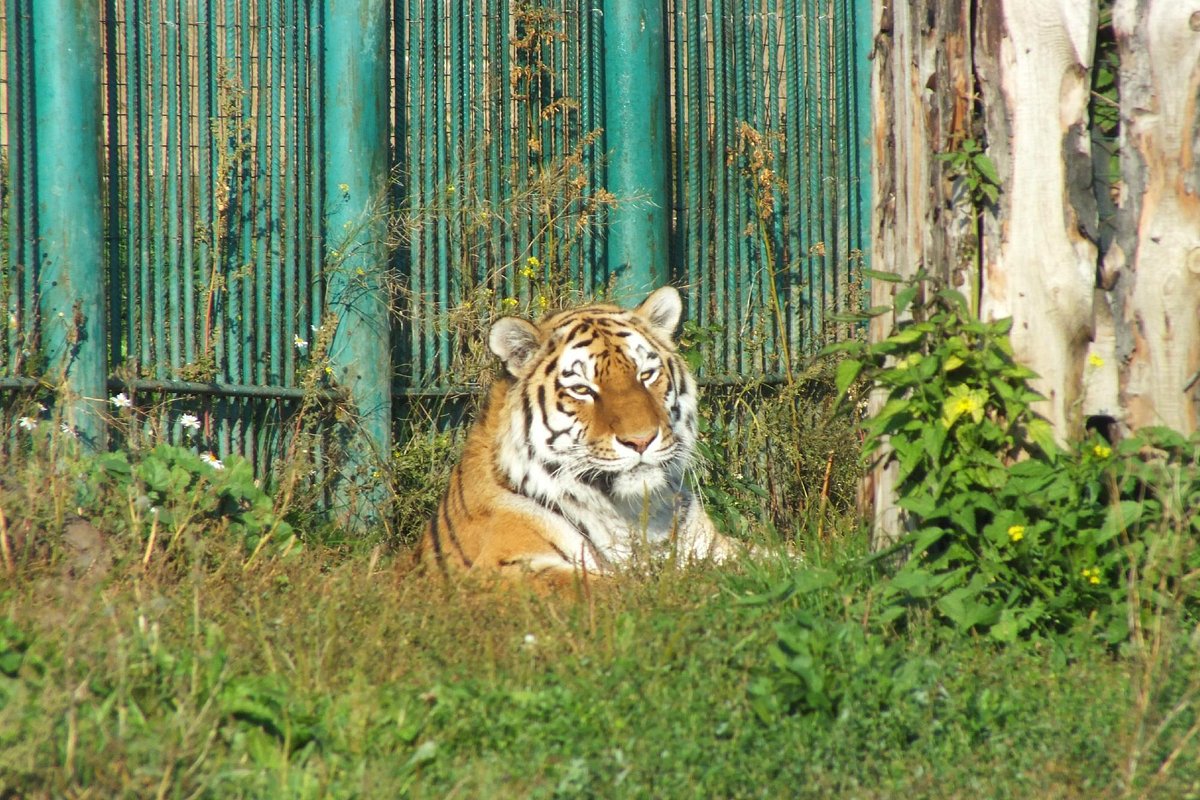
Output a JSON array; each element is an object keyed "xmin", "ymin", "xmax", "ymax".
[
  {"xmin": 894, "ymin": 284, "xmax": 919, "ymax": 316},
  {"xmin": 137, "ymin": 457, "xmax": 172, "ymax": 494},
  {"xmin": 1099, "ymin": 500, "xmax": 1143, "ymax": 543},
  {"xmin": 937, "ymin": 582, "xmax": 1001, "ymax": 631},
  {"xmin": 897, "ymin": 493, "xmax": 938, "ymax": 519},
  {"xmin": 887, "ymin": 327, "xmax": 926, "ymax": 346},
  {"xmin": 97, "ymin": 451, "xmax": 132, "ymax": 476},
  {"xmin": 861, "ymin": 268, "xmax": 904, "ymax": 283},
  {"xmin": 835, "ymin": 359, "xmax": 864, "ymax": 398}
]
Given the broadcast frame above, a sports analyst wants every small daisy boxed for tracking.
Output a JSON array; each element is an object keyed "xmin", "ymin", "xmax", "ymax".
[
  {"xmin": 110, "ymin": 392, "xmax": 133, "ymax": 409},
  {"xmin": 17, "ymin": 416, "xmax": 36, "ymax": 431},
  {"xmin": 199, "ymin": 452, "xmax": 225, "ymax": 470},
  {"xmin": 294, "ymin": 334, "xmax": 309, "ymax": 352},
  {"xmin": 179, "ymin": 413, "xmax": 201, "ymax": 431}
]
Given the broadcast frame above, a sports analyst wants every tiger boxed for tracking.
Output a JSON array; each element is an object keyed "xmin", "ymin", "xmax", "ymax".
[{"xmin": 416, "ymin": 285, "xmax": 736, "ymax": 586}]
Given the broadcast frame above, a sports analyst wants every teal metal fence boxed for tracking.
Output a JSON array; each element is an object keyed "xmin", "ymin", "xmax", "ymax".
[{"xmin": 1, "ymin": 0, "xmax": 871, "ymax": 513}]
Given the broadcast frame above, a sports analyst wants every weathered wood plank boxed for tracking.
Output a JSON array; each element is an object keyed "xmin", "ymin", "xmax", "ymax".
[
  {"xmin": 975, "ymin": 0, "xmax": 1099, "ymax": 438},
  {"xmin": 1112, "ymin": 0, "xmax": 1200, "ymax": 433}
]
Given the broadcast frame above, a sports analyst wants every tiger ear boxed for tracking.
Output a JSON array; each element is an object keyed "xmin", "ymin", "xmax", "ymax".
[
  {"xmin": 489, "ymin": 316, "xmax": 542, "ymax": 377},
  {"xmin": 635, "ymin": 285, "xmax": 683, "ymax": 340}
]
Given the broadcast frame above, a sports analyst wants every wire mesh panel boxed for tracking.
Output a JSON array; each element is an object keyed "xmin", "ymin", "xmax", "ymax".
[
  {"xmin": 669, "ymin": 0, "xmax": 871, "ymax": 382},
  {"xmin": 392, "ymin": 0, "xmax": 610, "ymax": 394},
  {"xmin": 101, "ymin": 0, "xmax": 324, "ymax": 466}
]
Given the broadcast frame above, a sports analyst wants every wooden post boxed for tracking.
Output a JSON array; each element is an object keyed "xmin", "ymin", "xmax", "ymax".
[
  {"xmin": 974, "ymin": 0, "xmax": 1099, "ymax": 439},
  {"xmin": 1111, "ymin": 0, "xmax": 1200, "ymax": 433},
  {"xmin": 866, "ymin": 0, "xmax": 977, "ymax": 548}
]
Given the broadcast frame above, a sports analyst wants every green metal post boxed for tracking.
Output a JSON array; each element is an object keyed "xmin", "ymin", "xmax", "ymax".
[
  {"xmin": 604, "ymin": 0, "xmax": 671, "ymax": 301},
  {"xmin": 323, "ymin": 0, "xmax": 391, "ymax": 529},
  {"xmin": 33, "ymin": 0, "xmax": 107, "ymax": 447}
]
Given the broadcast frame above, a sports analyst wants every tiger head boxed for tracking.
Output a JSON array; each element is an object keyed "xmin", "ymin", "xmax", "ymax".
[{"xmin": 488, "ymin": 286, "xmax": 700, "ymax": 504}]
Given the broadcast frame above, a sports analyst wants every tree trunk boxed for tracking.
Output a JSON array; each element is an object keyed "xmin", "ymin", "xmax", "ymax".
[
  {"xmin": 975, "ymin": 1, "xmax": 1099, "ymax": 439},
  {"xmin": 1111, "ymin": 0, "xmax": 1200, "ymax": 434},
  {"xmin": 866, "ymin": 0, "xmax": 977, "ymax": 548},
  {"xmin": 867, "ymin": 0, "xmax": 1200, "ymax": 549}
]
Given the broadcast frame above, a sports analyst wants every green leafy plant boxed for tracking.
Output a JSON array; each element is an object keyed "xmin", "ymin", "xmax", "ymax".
[
  {"xmin": 830, "ymin": 272, "xmax": 1198, "ymax": 643},
  {"xmin": 89, "ymin": 442, "xmax": 299, "ymax": 564},
  {"xmin": 937, "ymin": 137, "xmax": 1001, "ymax": 207}
]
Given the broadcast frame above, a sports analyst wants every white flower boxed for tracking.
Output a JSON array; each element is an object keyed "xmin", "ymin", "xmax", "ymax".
[
  {"xmin": 523, "ymin": 633, "xmax": 537, "ymax": 647},
  {"xmin": 37, "ymin": 403, "xmax": 47, "ymax": 413},
  {"xmin": 110, "ymin": 392, "xmax": 132, "ymax": 409},
  {"xmin": 179, "ymin": 413, "xmax": 201, "ymax": 431},
  {"xmin": 294, "ymin": 334, "xmax": 309, "ymax": 351},
  {"xmin": 199, "ymin": 452, "xmax": 225, "ymax": 470},
  {"xmin": 60, "ymin": 423, "xmax": 77, "ymax": 438},
  {"xmin": 17, "ymin": 416, "xmax": 36, "ymax": 431}
]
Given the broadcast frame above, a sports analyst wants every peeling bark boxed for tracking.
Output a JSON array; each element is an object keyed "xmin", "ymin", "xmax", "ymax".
[
  {"xmin": 975, "ymin": 0, "xmax": 1099, "ymax": 438},
  {"xmin": 1112, "ymin": 0, "xmax": 1200, "ymax": 433},
  {"xmin": 866, "ymin": 0, "xmax": 976, "ymax": 549}
]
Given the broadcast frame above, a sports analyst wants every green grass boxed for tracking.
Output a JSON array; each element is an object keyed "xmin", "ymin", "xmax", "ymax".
[{"xmin": 2, "ymin": 516, "xmax": 1196, "ymax": 799}]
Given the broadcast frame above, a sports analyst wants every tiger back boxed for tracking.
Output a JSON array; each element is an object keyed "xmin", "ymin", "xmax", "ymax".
[{"xmin": 415, "ymin": 285, "xmax": 735, "ymax": 586}]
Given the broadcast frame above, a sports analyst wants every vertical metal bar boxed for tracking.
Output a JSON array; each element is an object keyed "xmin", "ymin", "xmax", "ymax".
[
  {"xmin": 803, "ymin": 0, "xmax": 821, "ymax": 351},
  {"xmin": 418, "ymin": 0, "xmax": 435, "ymax": 386},
  {"xmin": 103, "ymin": 0, "xmax": 124, "ymax": 370},
  {"xmin": 487, "ymin": 5, "xmax": 504, "ymax": 301},
  {"xmin": 472, "ymin": 2, "xmax": 487, "ymax": 296},
  {"xmin": 266, "ymin": 0, "xmax": 281, "ymax": 386},
  {"xmin": 3, "ymin": 0, "xmax": 24, "ymax": 372},
  {"xmin": 165, "ymin": 0, "xmax": 183, "ymax": 375},
  {"xmin": 603, "ymin": 0, "xmax": 671, "ymax": 302},
  {"xmin": 711, "ymin": 1, "xmax": 734, "ymax": 376},
  {"xmin": 255, "ymin": 0, "xmax": 270, "ymax": 387},
  {"xmin": 32, "ymin": 0, "xmax": 107, "ymax": 445},
  {"xmin": 686, "ymin": 0, "xmax": 707, "ymax": 346},
  {"xmin": 783, "ymin": 0, "xmax": 803, "ymax": 356},
  {"xmin": 852, "ymin": 0, "xmax": 872, "ymax": 275},
  {"xmin": 818, "ymin": 1, "xmax": 835, "ymax": 340},
  {"xmin": 497, "ymin": 3, "xmax": 512, "ymax": 299},
  {"xmin": 238, "ymin": 0, "xmax": 253, "ymax": 403},
  {"xmin": 223, "ymin": 4, "xmax": 242, "ymax": 452},
  {"xmin": 283, "ymin": 0, "xmax": 299, "ymax": 387},
  {"xmin": 435, "ymin": 3, "xmax": 450, "ymax": 376},
  {"xmin": 149, "ymin": 0, "xmax": 167, "ymax": 379},
  {"xmin": 324, "ymin": 0, "xmax": 391, "ymax": 527},
  {"xmin": 196, "ymin": 0, "xmax": 214, "ymax": 374},
  {"xmin": 179, "ymin": 0, "xmax": 196, "ymax": 367},
  {"xmin": 391, "ymin": 0, "xmax": 411, "ymax": 390},
  {"xmin": 731, "ymin": 0, "xmax": 749, "ymax": 375}
]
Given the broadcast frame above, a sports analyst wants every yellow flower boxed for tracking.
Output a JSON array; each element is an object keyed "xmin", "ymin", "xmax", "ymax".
[
  {"xmin": 502, "ymin": 297, "xmax": 519, "ymax": 310},
  {"xmin": 1088, "ymin": 353, "xmax": 1105, "ymax": 368},
  {"xmin": 1080, "ymin": 566, "xmax": 1102, "ymax": 585},
  {"xmin": 941, "ymin": 385, "xmax": 988, "ymax": 427},
  {"xmin": 520, "ymin": 265, "xmax": 538, "ymax": 279},
  {"xmin": 1007, "ymin": 525, "xmax": 1025, "ymax": 543},
  {"xmin": 1092, "ymin": 443, "xmax": 1112, "ymax": 459},
  {"xmin": 526, "ymin": 256, "xmax": 540, "ymax": 269},
  {"xmin": 536, "ymin": 294, "xmax": 550, "ymax": 310}
]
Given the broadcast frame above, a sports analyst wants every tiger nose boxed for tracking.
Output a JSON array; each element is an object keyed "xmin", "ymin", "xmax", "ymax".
[{"xmin": 617, "ymin": 430, "xmax": 659, "ymax": 454}]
